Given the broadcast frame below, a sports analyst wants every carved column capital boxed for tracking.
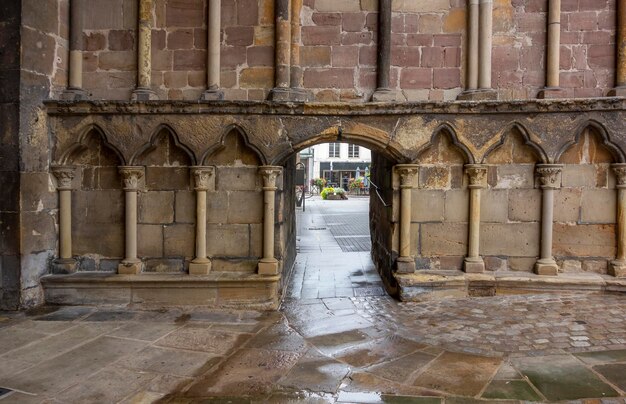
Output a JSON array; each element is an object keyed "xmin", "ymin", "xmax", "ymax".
[
  {"xmin": 465, "ymin": 164, "xmax": 488, "ymax": 189},
  {"xmin": 612, "ymin": 163, "xmax": 626, "ymax": 189},
  {"xmin": 395, "ymin": 164, "xmax": 419, "ymax": 189},
  {"xmin": 536, "ymin": 164, "xmax": 563, "ymax": 189},
  {"xmin": 259, "ymin": 166, "xmax": 282, "ymax": 190},
  {"xmin": 191, "ymin": 166, "xmax": 215, "ymax": 191},
  {"xmin": 118, "ymin": 166, "xmax": 145, "ymax": 191},
  {"xmin": 51, "ymin": 166, "xmax": 76, "ymax": 191}
]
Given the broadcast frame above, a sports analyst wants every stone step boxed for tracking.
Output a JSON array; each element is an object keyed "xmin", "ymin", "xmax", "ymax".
[
  {"xmin": 41, "ymin": 272, "xmax": 281, "ymax": 310},
  {"xmin": 395, "ymin": 271, "xmax": 626, "ymax": 302}
]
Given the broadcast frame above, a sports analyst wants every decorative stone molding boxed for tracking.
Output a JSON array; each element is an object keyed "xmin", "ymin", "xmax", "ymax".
[
  {"xmin": 192, "ymin": 166, "xmax": 215, "ymax": 191},
  {"xmin": 465, "ymin": 164, "xmax": 488, "ymax": 189},
  {"xmin": 396, "ymin": 165, "xmax": 418, "ymax": 189},
  {"xmin": 536, "ymin": 164, "xmax": 563, "ymax": 189},
  {"xmin": 259, "ymin": 166, "xmax": 282, "ymax": 190},
  {"xmin": 51, "ymin": 166, "xmax": 76, "ymax": 190},
  {"xmin": 612, "ymin": 163, "xmax": 626, "ymax": 188},
  {"xmin": 119, "ymin": 166, "xmax": 144, "ymax": 191}
]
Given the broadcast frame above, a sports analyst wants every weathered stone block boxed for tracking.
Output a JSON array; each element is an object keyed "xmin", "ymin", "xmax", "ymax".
[
  {"xmin": 561, "ymin": 164, "xmax": 596, "ymax": 188},
  {"xmin": 484, "ymin": 256, "xmax": 507, "ymax": 271},
  {"xmin": 508, "ymin": 189, "xmax": 541, "ymax": 222},
  {"xmin": 580, "ymin": 188, "xmax": 616, "ymax": 223},
  {"xmin": 207, "ymin": 224, "xmax": 250, "ymax": 257},
  {"xmin": 509, "ymin": 257, "xmax": 537, "ymax": 272},
  {"xmin": 316, "ymin": 0, "xmax": 361, "ymax": 12},
  {"xmin": 146, "ymin": 167, "xmax": 190, "ymax": 191},
  {"xmin": 553, "ymin": 223, "xmax": 616, "ymax": 257},
  {"xmin": 175, "ymin": 191, "xmax": 195, "ymax": 223},
  {"xmin": 20, "ymin": 211, "xmax": 57, "ymax": 254},
  {"xmin": 139, "ymin": 191, "xmax": 175, "ymax": 224},
  {"xmin": 138, "ymin": 224, "xmax": 164, "ymax": 258},
  {"xmin": 215, "ymin": 167, "xmax": 260, "ymax": 192},
  {"xmin": 74, "ymin": 223, "xmax": 124, "ymax": 258},
  {"xmin": 419, "ymin": 166, "xmax": 450, "ymax": 189},
  {"xmin": 250, "ymin": 224, "xmax": 263, "ymax": 258},
  {"xmin": 411, "ymin": 190, "xmax": 445, "ymax": 222},
  {"xmin": 164, "ymin": 224, "xmax": 195, "ymax": 257},
  {"xmin": 481, "ymin": 223, "xmax": 540, "ymax": 256},
  {"xmin": 73, "ymin": 190, "xmax": 124, "ymax": 223},
  {"xmin": 421, "ymin": 223, "xmax": 468, "ymax": 256},
  {"xmin": 444, "ymin": 189, "xmax": 469, "ymax": 222},
  {"xmin": 207, "ymin": 191, "xmax": 229, "ymax": 224},
  {"xmin": 554, "ymin": 188, "xmax": 582, "ymax": 223},
  {"xmin": 239, "ymin": 67, "xmax": 274, "ymax": 89},
  {"xmin": 392, "ymin": 0, "xmax": 448, "ymax": 12},
  {"xmin": 227, "ymin": 191, "xmax": 263, "ymax": 224},
  {"xmin": 582, "ymin": 259, "xmax": 608, "ymax": 274},
  {"xmin": 495, "ymin": 165, "xmax": 535, "ymax": 189},
  {"xmin": 20, "ymin": 172, "xmax": 55, "ymax": 212},
  {"xmin": 480, "ymin": 189, "xmax": 509, "ymax": 223}
]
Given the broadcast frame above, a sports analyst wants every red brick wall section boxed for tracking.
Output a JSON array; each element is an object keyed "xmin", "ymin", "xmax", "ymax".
[{"xmin": 77, "ymin": 0, "xmax": 617, "ymax": 101}]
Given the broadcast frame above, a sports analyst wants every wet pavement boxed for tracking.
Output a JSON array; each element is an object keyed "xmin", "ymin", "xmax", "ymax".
[{"xmin": 0, "ymin": 197, "xmax": 625, "ymax": 403}]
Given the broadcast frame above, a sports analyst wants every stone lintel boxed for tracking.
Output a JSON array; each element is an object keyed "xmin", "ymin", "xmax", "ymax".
[
  {"xmin": 258, "ymin": 259, "xmax": 279, "ymax": 275},
  {"xmin": 189, "ymin": 261, "xmax": 212, "ymax": 275},
  {"xmin": 396, "ymin": 257, "xmax": 416, "ymax": 274},
  {"xmin": 118, "ymin": 261, "xmax": 143, "ymax": 275},
  {"xmin": 537, "ymin": 87, "xmax": 568, "ymax": 99},
  {"xmin": 464, "ymin": 257, "xmax": 485, "ymax": 273},
  {"xmin": 456, "ymin": 89, "xmax": 498, "ymax": 101},
  {"xmin": 534, "ymin": 259, "xmax": 559, "ymax": 276},
  {"xmin": 51, "ymin": 258, "xmax": 78, "ymax": 274},
  {"xmin": 131, "ymin": 88, "xmax": 159, "ymax": 101}
]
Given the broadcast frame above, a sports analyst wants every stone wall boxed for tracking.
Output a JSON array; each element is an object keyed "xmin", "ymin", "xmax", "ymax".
[
  {"xmin": 0, "ymin": 0, "xmax": 22, "ymax": 310},
  {"xmin": 75, "ymin": 0, "xmax": 617, "ymax": 101},
  {"xmin": 277, "ymin": 155, "xmax": 297, "ymax": 292}
]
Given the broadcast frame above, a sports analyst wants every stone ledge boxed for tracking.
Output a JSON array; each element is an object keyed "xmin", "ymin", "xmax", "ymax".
[
  {"xmin": 41, "ymin": 272, "xmax": 281, "ymax": 310},
  {"xmin": 44, "ymin": 97, "xmax": 626, "ymax": 116},
  {"xmin": 395, "ymin": 271, "xmax": 626, "ymax": 302}
]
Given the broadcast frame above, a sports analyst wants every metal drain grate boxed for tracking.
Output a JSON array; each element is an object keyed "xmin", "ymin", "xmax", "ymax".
[
  {"xmin": 0, "ymin": 387, "xmax": 13, "ymax": 398},
  {"xmin": 307, "ymin": 227, "xmax": 327, "ymax": 230}
]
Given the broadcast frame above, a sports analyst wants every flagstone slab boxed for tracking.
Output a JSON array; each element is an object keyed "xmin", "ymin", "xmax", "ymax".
[
  {"xmin": 107, "ymin": 321, "xmax": 182, "ymax": 342},
  {"xmin": 575, "ymin": 349, "xmax": 626, "ymax": 365},
  {"xmin": 116, "ymin": 346, "xmax": 220, "ymax": 377},
  {"xmin": 278, "ymin": 349, "xmax": 350, "ymax": 393},
  {"xmin": 155, "ymin": 323, "xmax": 247, "ymax": 354},
  {"xmin": 593, "ymin": 363, "xmax": 626, "ymax": 392},
  {"xmin": 335, "ymin": 335, "xmax": 427, "ymax": 368},
  {"xmin": 482, "ymin": 379, "xmax": 544, "ymax": 401},
  {"xmin": 366, "ymin": 351, "xmax": 437, "ymax": 383},
  {"xmin": 511, "ymin": 354, "xmax": 619, "ymax": 401}
]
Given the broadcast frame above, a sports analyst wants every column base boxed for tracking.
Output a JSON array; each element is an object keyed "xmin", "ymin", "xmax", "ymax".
[
  {"xmin": 537, "ymin": 87, "xmax": 568, "ymax": 99},
  {"xmin": 534, "ymin": 259, "xmax": 559, "ymax": 276},
  {"xmin": 609, "ymin": 260, "xmax": 626, "ymax": 277},
  {"xmin": 268, "ymin": 87, "xmax": 310, "ymax": 102},
  {"xmin": 51, "ymin": 258, "xmax": 78, "ymax": 274},
  {"xmin": 189, "ymin": 260, "xmax": 212, "ymax": 275},
  {"xmin": 456, "ymin": 89, "xmax": 498, "ymax": 101},
  {"xmin": 200, "ymin": 89, "xmax": 224, "ymax": 101},
  {"xmin": 464, "ymin": 257, "xmax": 485, "ymax": 273},
  {"xmin": 118, "ymin": 260, "xmax": 143, "ymax": 275},
  {"xmin": 396, "ymin": 257, "xmax": 416, "ymax": 274},
  {"xmin": 372, "ymin": 88, "xmax": 402, "ymax": 102},
  {"xmin": 607, "ymin": 86, "xmax": 626, "ymax": 97},
  {"xmin": 131, "ymin": 88, "xmax": 159, "ymax": 101},
  {"xmin": 258, "ymin": 258, "xmax": 279, "ymax": 275},
  {"xmin": 60, "ymin": 88, "xmax": 89, "ymax": 101}
]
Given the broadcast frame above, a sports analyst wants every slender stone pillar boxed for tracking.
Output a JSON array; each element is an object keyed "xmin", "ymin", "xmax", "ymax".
[
  {"xmin": 131, "ymin": 0, "xmax": 158, "ymax": 101},
  {"xmin": 372, "ymin": 0, "xmax": 400, "ymax": 101},
  {"xmin": 464, "ymin": 164, "xmax": 487, "ymax": 273},
  {"xmin": 457, "ymin": 0, "xmax": 497, "ymax": 100},
  {"xmin": 288, "ymin": 0, "xmax": 308, "ymax": 101},
  {"xmin": 258, "ymin": 166, "xmax": 283, "ymax": 275},
  {"xmin": 189, "ymin": 167, "xmax": 214, "ymax": 274},
  {"xmin": 201, "ymin": 0, "xmax": 224, "ymax": 100},
  {"xmin": 61, "ymin": 0, "xmax": 89, "ymax": 100},
  {"xmin": 534, "ymin": 164, "xmax": 562, "ymax": 276},
  {"xmin": 51, "ymin": 166, "xmax": 78, "ymax": 273},
  {"xmin": 118, "ymin": 166, "xmax": 144, "ymax": 274},
  {"xmin": 269, "ymin": 0, "xmax": 292, "ymax": 101},
  {"xmin": 538, "ymin": 0, "xmax": 566, "ymax": 98},
  {"xmin": 609, "ymin": 0, "xmax": 626, "ymax": 96},
  {"xmin": 395, "ymin": 165, "xmax": 419, "ymax": 273},
  {"xmin": 610, "ymin": 164, "xmax": 626, "ymax": 277}
]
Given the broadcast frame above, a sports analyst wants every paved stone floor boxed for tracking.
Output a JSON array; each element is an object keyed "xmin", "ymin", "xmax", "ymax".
[{"xmin": 0, "ymin": 197, "xmax": 625, "ymax": 403}]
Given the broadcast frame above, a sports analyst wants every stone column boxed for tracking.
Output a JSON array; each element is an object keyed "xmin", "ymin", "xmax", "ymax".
[
  {"xmin": 189, "ymin": 167, "xmax": 214, "ymax": 274},
  {"xmin": 534, "ymin": 164, "xmax": 562, "ymax": 276},
  {"xmin": 269, "ymin": 0, "xmax": 292, "ymax": 101},
  {"xmin": 258, "ymin": 166, "xmax": 283, "ymax": 275},
  {"xmin": 464, "ymin": 164, "xmax": 487, "ymax": 273},
  {"xmin": 288, "ymin": 0, "xmax": 307, "ymax": 101},
  {"xmin": 538, "ymin": 0, "xmax": 566, "ymax": 98},
  {"xmin": 395, "ymin": 165, "xmax": 419, "ymax": 273},
  {"xmin": 458, "ymin": 0, "xmax": 497, "ymax": 100},
  {"xmin": 372, "ymin": 0, "xmax": 399, "ymax": 101},
  {"xmin": 51, "ymin": 166, "xmax": 78, "ymax": 273},
  {"xmin": 610, "ymin": 164, "xmax": 626, "ymax": 277},
  {"xmin": 610, "ymin": 0, "xmax": 626, "ymax": 96},
  {"xmin": 201, "ymin": 0, "xmax": 224, "ymax": 100},
  {"xmin": 131, "ymin": 0, "xmax": 158, "ymax": 101},
  {"xmin": 61, "ymin": 0, "xmax": 88, "ymax": 100},
  {"xmin": 118, "ymin": 166, "xmax": 144, "ymax": 274}
]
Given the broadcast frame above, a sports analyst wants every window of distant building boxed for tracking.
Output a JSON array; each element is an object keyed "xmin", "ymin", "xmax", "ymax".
[
  {"xmin": 328, "ymin": 142, "xmax": 340, "ymax": 158},
  {"xmin": 348, "ymin": 144, "xmax": 359, "ymax": 158}
]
